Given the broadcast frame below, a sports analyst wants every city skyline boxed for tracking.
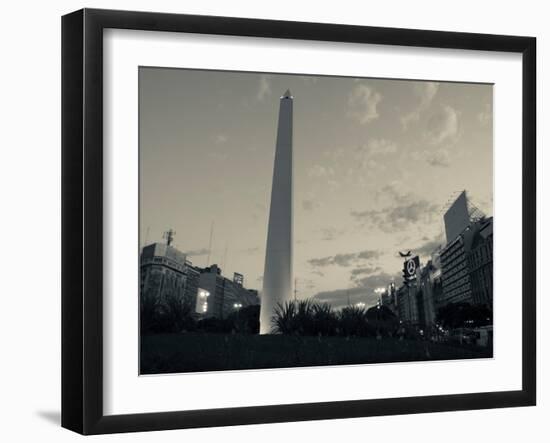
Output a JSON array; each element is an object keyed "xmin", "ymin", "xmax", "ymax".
[{"xmin": 140, "ymin": 67, "xmax": 493, "ymax": 309}]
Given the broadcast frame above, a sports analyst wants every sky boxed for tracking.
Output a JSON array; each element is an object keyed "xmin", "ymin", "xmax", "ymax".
[{"xmin": 139, "ymin": 67, "xmax": 493, "ymax": 309}]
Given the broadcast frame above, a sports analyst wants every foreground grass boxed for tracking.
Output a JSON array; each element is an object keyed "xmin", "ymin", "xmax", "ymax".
[{"xmin": 140, "ymin": 333, "xmax": 492, "ymax": 374}]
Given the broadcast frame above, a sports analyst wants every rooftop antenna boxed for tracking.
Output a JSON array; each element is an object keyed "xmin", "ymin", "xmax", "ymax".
[
  {"xmin": 221, "ymin": 243, "xmax": 228, "ymax": 274},
  {"xmin": 206, "ymin": 221, "xmax": 214, "ymax": 266},
  {"xmin": 163, "ymin": 228, "xmax": 175, "ymax": 246}
]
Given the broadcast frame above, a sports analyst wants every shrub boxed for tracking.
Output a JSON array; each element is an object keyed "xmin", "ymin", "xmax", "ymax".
[
  {"xmin": 272, "ymin": 300, "xmax": 377, "ymax": 337},
  {"xmin": 365, "ymin": 305, "xmax": 399, "ymax": 337},
  {"xmin": 140, "ymin": 293, "xmax": 196, "ymax": 334},
  {"xmin": 226, "ymin": 304, "xmax": 260, "ymax": 334},
  {"xmin": 271, "ymin": 301, "xmax": 299, "ymax": 335},
  {"xmin": 338, "ymin": 306, "xmax": 375, "ymax": 337},
  {"xmin": 311, "ymin": 303, "xmax": 339, "ymax": 336},
  {"xmin": 436, "ymin": 302, "xmax": 492, "ymax": 329}
]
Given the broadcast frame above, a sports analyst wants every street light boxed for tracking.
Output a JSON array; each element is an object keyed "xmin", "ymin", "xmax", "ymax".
[{"xmin": 197, "ymin": 289, "xmax": 210, "ymax": 313}]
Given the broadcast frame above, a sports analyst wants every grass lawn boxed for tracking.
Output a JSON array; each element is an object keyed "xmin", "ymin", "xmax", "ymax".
[{"xmin": 140, "ymin": 333, "xmax": 492, "ymax": 374}]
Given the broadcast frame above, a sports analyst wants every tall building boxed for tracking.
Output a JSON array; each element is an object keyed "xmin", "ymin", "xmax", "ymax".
[
  {"xmin": 418, "ymin": 258, "xmax": 443, "ymax": 327},
  {"xmin": 260, "ymin": 89, "xmax": 294, "ymax": 334},
  {"xmin": 197, "ymin": 264, "xmax": 260, "ymax": 319},
  {"xmin": 140, "ymin": 242, "xmax": 198, "ymax": 309},
  {"xmin": 396, "ymin": 284, "xmax": 420, "ymax": 325},
  {"xmin": 440, "ymin": 192, "xmax": 491, "ymax": 307},
  {"xmin": 468, "ymin": 217, "xmax": 493, "ymax": 307},
  {"xmin": 443, "ymin": 191, "xmax": 471, "ymax": 243},
  {"xmin": 440, "ymin": 226, "xmax": 476, "ymax": 305}
]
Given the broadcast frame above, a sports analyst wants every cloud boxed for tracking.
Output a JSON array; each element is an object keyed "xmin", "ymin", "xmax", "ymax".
[
  {"xmin": 312, "ymin": 271, "xmax": 400, "ymax": 309},
  {"xmin": 413, "ymin": 233, "xmax": 445, "ymax": 258},
  {"xmin": 375, "ymin": 182, "xmax": 411, "ymax": 206},
  {"xmin": 309, "ymin": 253, "xmax": 356, "ymax": 268},
  {"xmin": 365, "ymin": 138, "xmax": 397, "ymax": 155},
  {"xmin": 185, "ymin": 248, "xmax": 210, "ymax": 257},
  {"xmin": 256, "ymin": 75, "xmax": 272, "ymax": 101},
  {"xmin": 348, "ymin": 83, "xmax": 382, "ymax": 124},
  {"xmin": 302, "ymin": 199, "xmax": 320, "ymax": 212},
  {"xmin": 355, "ymin": 138, "xmax": 397, "ymax": 170},
  {"xmin": 357, "ymin": 250, "xmax": 382, "ymax": 260},
  {"xmin": 351, "ymin": 199, "xmax": 440, "ymax": 233},
  {"xmin": 477, "ymin": 103, "xmax": 492, "ymax": 126},
  {"xmin": 208, "ymin": 150, "xmax": 229, "ymax": 161},
  {"xmin": 425, "ymin": 105, "xmax": 460, "ymax": 144},
  {"xmin": 214, "ymin": 134, "xmax": 228, "ymax": 144},
  {"xmin": 308, "ymin": 164, "xmax": 335, "ymax": 178},
  {"xmin": 350, "ymin": 266, "xmax": 382, "ymax": 280},
  {"xmin": 427, "ymin": 148, "xmax": 451, "ymax": 167},
  {"xmin": 401, "ymin": 82, "xmax": 439, "ymax": 129},
  {"xmin": 308, "ymin": 249, "xmax": 382, "ymax": 268},
  {"xmin": 320, "ymin": 227, "xmax": 346, "ymax": 241},
  {"xmin": 242, "ymin": 246, "xmax": 260, "ymax": 254}
]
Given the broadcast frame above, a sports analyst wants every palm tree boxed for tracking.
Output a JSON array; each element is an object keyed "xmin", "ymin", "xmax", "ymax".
[
  {"xmin": 271, "ymin": 301, "xmax": 298, "ymax": 334},
  {"xmin": 311, "ymin": 303, "xmax": 338, "ymax": 336}
]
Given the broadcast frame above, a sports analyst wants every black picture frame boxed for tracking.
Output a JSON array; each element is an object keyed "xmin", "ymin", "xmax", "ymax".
[{"xmin": 62, "ymin": 8, "xmax": 536, "ymax": 435}]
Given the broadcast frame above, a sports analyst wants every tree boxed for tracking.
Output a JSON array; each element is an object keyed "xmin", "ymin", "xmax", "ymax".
[
  {"xmin": 140, "ymin": 293, "xmax": 196, "ymax": 334},
  {"xmin": 311, "ymin": 303, "xmax": 339, "ymax": 336},
  {"xmin": 226, "ymin": 304, "xmax": 260, "ymax": 334},
  {"xmin": 366, "ymin": 305, "xmax": 399, "ymax": 336},
  {"xmin": 338, "ymin": 306, "xmax": 374, "ymax": 337}
]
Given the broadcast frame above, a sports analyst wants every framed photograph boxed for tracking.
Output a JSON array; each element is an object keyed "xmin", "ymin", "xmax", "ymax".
[{"xmin": 62, "ymin": 8, "xmax": 536, "ymax": 434}]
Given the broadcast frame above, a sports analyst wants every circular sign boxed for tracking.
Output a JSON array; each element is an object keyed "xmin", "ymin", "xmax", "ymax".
[{"xmin": 406, "ymin": 259, "xmax": 416, "ymax": 276}]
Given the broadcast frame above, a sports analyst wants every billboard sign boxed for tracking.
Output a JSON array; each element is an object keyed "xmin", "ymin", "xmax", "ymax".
[{"xmin": 403, "ymin": 256, "xmax": 420, "ymax": 280}]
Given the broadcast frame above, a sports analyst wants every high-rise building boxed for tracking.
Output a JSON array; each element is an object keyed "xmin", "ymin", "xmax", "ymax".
[
  {"xmin": 468, "ymin": 217, "xmax": 493, "ymax": 307},
  {"xmin": 440, "ymin": 192, "xmax": 491, "ymax": 307},
  {"xmin": 260, "ymin": 89, "xmax": 294, "ymax": 334},
  {"xmin": 443, "ymin": 191, "xmax": 471, "ymax": 243},
  {"xmin": 233, "ymin": 272, "xmax": 244, "ymax": 286},
  {"xmin": 418, "ymin": 258, "xmax": 443, "ymax": 327},
  {"xmin": 197, "ymin": 264, "xmax": 260, "ymax": 318},
  {"xmin": 440, "ymin": 228, "xmax": 476, "ymax": 305},
  {"xmin": 396, "ymin": 283, "xmax": 420, "ymax": 325},
  {"xmin": 140, "ymin": 242, "xmax": 198, "ymax": 309}
]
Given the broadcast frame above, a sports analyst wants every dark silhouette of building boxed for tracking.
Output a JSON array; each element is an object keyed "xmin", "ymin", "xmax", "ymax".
[
  {"xmin": 440, "ymin": 217, "xmax": 493, "ymax": 307},
  {"xmin": 418, "ymin": 258, "xmax": 443, "ymax": 327},
  {"xmin": 140, "ymin": 242, "xmax": 260, "ymax": 322},
  {"xmin": 468, "ymin": 217, "xmax": 493, "ymax": 307},
  {"xmin": 397, "ymin": 283, "xmax": 420, "ymax": 325},
  {"xmin": 440, "ymin": 192, "xmax": 492, "ymax": 307},
  {"xmin": 197, "ymin": 264, "xmax": 260, "ymax": 319},
  {"xmin": 140, "ymin": 242, "xmax": 199, "ymax": 309}
]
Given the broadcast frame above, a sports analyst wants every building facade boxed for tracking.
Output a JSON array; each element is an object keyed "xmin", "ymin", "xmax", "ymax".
[
  {"xmin": 440, "ymin": 230, "xmax": 474, "ymax": 305},
  {"xmin": 396, "ymin": 284, "xmax": 420, "ymax": 325},
  {"xmin": 140, "ymin": 242, "xmax": 198, "ymax": 309},
  {"xmin": 440, "ymin": 217, "xmax": 493, "ymax": 308},
  {"xmin": 468, "ymin": 217, "xmax": 493, "ymax": 307},
  {"xmin": 418, "ymin": 259, "xmax": 443, "ymax": 327},
  {"xmin": 197, "ymin": 264, "xmax": 260, "ymax": 319}
]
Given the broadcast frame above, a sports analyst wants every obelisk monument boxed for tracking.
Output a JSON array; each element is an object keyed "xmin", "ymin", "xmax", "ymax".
[{"xmin": 259, "ymin": 89, "xmax": 294, "ymax": 334}]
